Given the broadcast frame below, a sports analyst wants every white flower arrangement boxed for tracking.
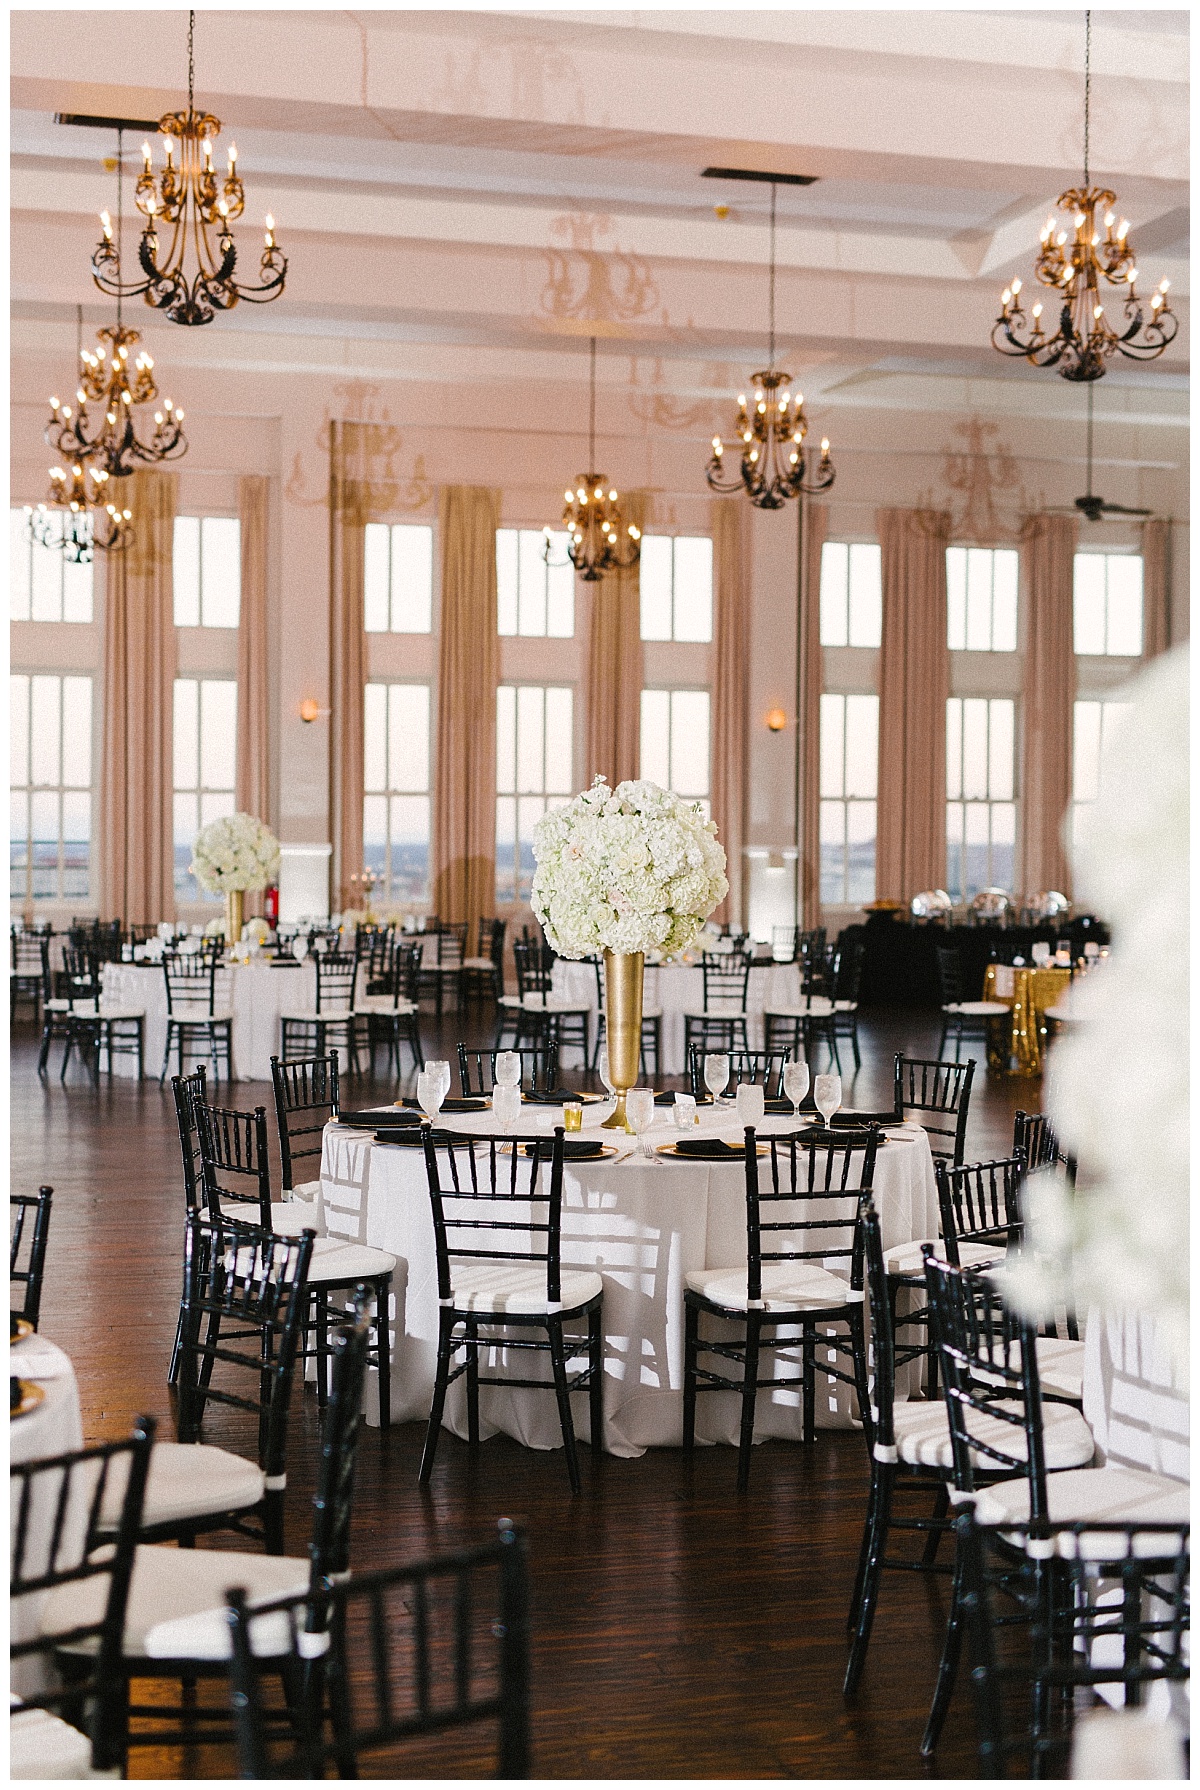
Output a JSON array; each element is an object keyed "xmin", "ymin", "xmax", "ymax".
[
  {"xmin": 531, "ymin": 777, "xmax": 728, "ymax": 959},
  {"xmin": 190, "ymin": 813, "xmax": 281, "ymax": 895}
]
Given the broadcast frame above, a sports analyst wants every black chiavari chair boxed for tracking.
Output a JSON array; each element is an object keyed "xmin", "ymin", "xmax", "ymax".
[
  {"xmin": 683, "ymin": 944, "xmax": 753, "ymax": 1059},
  {"xmin": 10, "ymin": 927, "xmax": 48, "ymax": 1023},
  {"xmin": 271, "ymin": 1051, "xmax": 340, "ymax": 1204},
  {"xmin": 279, "ymin": 949, "xmax": 361, "ymax": 1074},
  {"xmin": 936, "ymin": 946, "xmax": 1010, "ymax": 1063},
  {"xmin": 457, "ymin": 1042, "xmax": 560, "ymax": 1097},
  {"xmin": 160, "ymin": 949, "xmax": 233, "ymax": 1082},
  {"xmin": 687, "ymin": 1046, "xmax": 790, "ymax": 1101},
  {"xmin": 11, "ymin": 1185, "xmax": 53, "ymax": 1329}
]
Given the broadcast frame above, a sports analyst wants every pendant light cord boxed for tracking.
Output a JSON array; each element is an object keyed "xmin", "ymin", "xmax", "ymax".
[
  {"xmin": 1083, "ymin": 10, "xmax": 1091, "ymax": 186},
  {"xmin": 1085, "ymin": 383, "xmax": 1094, "ymax": 499},
  {"xmin": 768, "ymin": 180, "xmax": 777, "ymax": 371},
  {"xmin": 116, "ymin": 126, "xmax": 123, "ymax": 328},
  {"xmin": 188, "ymin": 9, "xmax": 196, "ymax": 115},
  {"xmin": 588, "ymin": 336, "xmax": 597, "ymax": 468}
]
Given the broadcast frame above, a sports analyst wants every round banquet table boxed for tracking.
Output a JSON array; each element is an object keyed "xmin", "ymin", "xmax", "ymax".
[
  {"xmin": 318, "ymin": 1104, "xmax": 938, "ymax": 1452},
  {"xmin": 100, "ymin": 958, "xmax": 315, "ymax": 1080},
  {"xmin": 550, "ymin": 957, "xmax": 805, "ymax": 1076},
  {"xmin": 10, "ymin": 1334, "xmax": 84, "ymax": 1699}
]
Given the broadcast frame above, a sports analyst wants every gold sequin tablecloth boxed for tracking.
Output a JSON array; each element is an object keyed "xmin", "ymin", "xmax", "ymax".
[{"xmin": 983, "ymin": 963, "xmax": 1072, "ymax": 1075}]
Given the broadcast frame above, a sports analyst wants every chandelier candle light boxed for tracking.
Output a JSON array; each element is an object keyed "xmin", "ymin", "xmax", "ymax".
[
  {"xmin": 706, "ymin": 175, "xmax": 835, "ymax": 508},
  {"xmin": 991, "ymin": 12, "xmax": 1176, "ymax": 381},
  {"xmin": 548, "ymin": 337, "xmax": 641, "ymax": 581},
  {"xmin": 26, "ymin": 462, "xmax": 134, "ymax": 565},
  {"xmin": 45, "ymin": 299, "xmax": 185, "ymax": 478},
  {"xmin": 92, "ymin": 11, "xmax": 286, "ymax": 325},
  {"xmin": 531, "ymin": 778, "xmax": 727, "ymax": 1131}
]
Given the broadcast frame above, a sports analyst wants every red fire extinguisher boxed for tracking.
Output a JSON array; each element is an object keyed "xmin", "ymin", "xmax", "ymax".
[{"xmin": 263, "ymin": 883, "xmax": 279, "ymax": 930}]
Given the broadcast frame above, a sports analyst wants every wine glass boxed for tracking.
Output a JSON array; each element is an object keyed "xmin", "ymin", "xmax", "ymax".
[
  {"xmin": 703, "ymin": 1053, "xmax": 730, "ymax": 1104},
  {"xmin": 735, "ymin": 1082, "xmax": 765, "ymax": 1132},
  {"xmin": 416, "ymin": 1070, "xmax": 444, "ymax": 1124},
  {"xmin": 626, "ymin": 1087, "xmax": 657, "ymax": 1160},
  {"xmin": 494, "ymin": 1051, "xmax": 521, "ymax": 1090},
  {"xmin": 597, "ymin": 1046, "xmax": 616, "ymax": 1100},
  {"xmin": 814, "ymin": 1072, "xmax": 842, "ymax": 1134},
  {"xmin": 426, "ymin": 1059, "xmax": 452, "ymax": 1104},
  {"xmin": 783, "ymin": 1060, "xmax": 810, "ymax": 1122},
  {"xmin": 492, "ymin": 1085, "xmax": 521, "ymax": 1133}
]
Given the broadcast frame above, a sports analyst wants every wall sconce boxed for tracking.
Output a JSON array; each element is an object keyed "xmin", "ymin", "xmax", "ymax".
[
  {"xmin": 299, "ymin": 698, "xmax": 331, "ymax": 724},
  {"xmin": 765, "ymin": 708, "xmax": 787, "ymax": 733}
]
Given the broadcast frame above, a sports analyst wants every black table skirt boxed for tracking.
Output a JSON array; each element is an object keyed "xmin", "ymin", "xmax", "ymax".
[{"xmin": 841, "ymin": 913, "xmax": 1110, "ymax": 1009}]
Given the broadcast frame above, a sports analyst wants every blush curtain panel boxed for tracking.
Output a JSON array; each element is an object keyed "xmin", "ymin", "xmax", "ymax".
[
  {"xmin": 1141, "ymin": 517, "xmax": 1171, "ymax": 661},
  {"xmin": 432, "ymin": 484, "xmax": 501, "ymax": 938},
  {"xmin": 329, "ymin": 421, "xmax": 369, "ymax": 912},
  {"xmin": 1020, "ymin": 512, "xmax": 1078, "ymax": 896},
  {"xmin": 585, "ymin": 492, "xmax": 646, "ymax": 789},
  {"xmin": 710, "ymin": 499, "xmax": 749, "ymax": 928},
  {"xmin": 799, "ymin": 501, "xmax": 829, "ymax": 928},
  {"xmin": 874, "ymin": 507, "xmax": 950, "ymax": 902},
  {"xmin": 236, "ymin": 474, "xmax": 271, "ymax": 827},
  {"xmin": 100, "ymin": 469, "xmax": 178, "ymax": 924}
]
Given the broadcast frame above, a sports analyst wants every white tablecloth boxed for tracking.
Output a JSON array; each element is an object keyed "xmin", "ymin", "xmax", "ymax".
[
  {"xmin": 319, "ymin": 1104, "xmax": 937, "ymax": 1452},
  {"xmin": 1081, "ymin": 1310, "xmax": 1189, "ymax": 1482},
  {"xmin": 100, "ymin": 959, "xmax": 316, "ymax": 1080},
  {"xmin": 10, "ymin": 1335, "xmax": 84, "ymax": 1697},
  {"xmin": 550, "ymin": 959, "xmax": 804, "ymax": 1076}
]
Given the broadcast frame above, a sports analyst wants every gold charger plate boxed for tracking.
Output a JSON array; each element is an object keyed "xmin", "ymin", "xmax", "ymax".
[
  {"xmin": 654, "ymin": 1141, "xmax": 768, "ymax": 1160},
  {"xmin": 504, "ymin": 1142, "xmax": 621, "ymax": 1160},
  {"xmin": 11, "ymin": 1379, "xmax": 45, "ymax": 1420},
  {"xmin": 11, "ymin": 1315, "xmax": 34, "ymax": 1343}
]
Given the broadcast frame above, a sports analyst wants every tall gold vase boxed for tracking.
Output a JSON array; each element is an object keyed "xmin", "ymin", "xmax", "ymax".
[
  {"xmin": 224, "ymin": 889, "xmax": 245, "ymax": 946},
  {"xmin": 600, "ymin": 949, "xmax": 644, "ymax": 1132}
]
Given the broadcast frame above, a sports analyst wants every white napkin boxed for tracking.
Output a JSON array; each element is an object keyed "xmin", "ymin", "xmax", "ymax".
[{"xmin": 10, "ymin": 1336, "xmax": 71, "ymax": 1380}]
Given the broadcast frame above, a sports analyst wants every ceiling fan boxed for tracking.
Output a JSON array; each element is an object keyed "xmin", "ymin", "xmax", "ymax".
[{"xmin": 1072, "ymin": 384, "xmax": 1152, "ymax": 522}]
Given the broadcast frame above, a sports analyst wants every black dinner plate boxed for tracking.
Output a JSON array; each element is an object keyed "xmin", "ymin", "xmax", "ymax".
[
  {"xmin": 396, "ymin": 1096, "xmax": 490, "ymax": 1114},
  {"xmin": 521, "ymin": 1139, "xmax": 607, "ymax": 1161},
  {"xmin": 374, "ymin": 1127, "xmax": 461, "ymax": 1149},
  {"xmin": 669, "ymin": 1137, "xmax": 754, "ymax": 1160},
  {"xmin": 341, "ymin": 1107, "xmax": 421, "ymax": 1129}
]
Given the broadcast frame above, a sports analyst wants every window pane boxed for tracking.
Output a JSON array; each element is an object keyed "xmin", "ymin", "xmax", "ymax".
[
  {"xmin": 639, "ymin": 689, "xmax": 670, "ymax": 786},
  {"xmin": 1072, "ymin": 701, "xmax": 1102, "ymax": 804},
  {"xmin": 1074, "ymin": 554, "xmax": 1106, "ymax": 655},
  {"xmin": 495, "ymin": 795, "xmax": 517, "ymax": 904},
  {"xmin": 673, "ymin": 537, "xmax": 713, "ymax": 642},
  {"xmin": 819, "ymin": 694, "xmax": 844, "ymax": 799},
  {"xmin": 173, "ymin": 792, "xmax": 199, "ymax": 893},
  {"xmin": 11, "ymin": 790, "xmax": 29, "ymax": 898},
  {"xmin": 965, "ymin": 548, "xmax": 993, "ymax": 651},
  {"xmin": 390, "ymin": 525, "xmax": 433, "ymax": 633},
  {"xmin": 364, "ymin": 524, "xmax": 390, "ymax": 633},
  {"xmin": 61, "ymin": 553, "xmax": 92, "ymax": 624},
  {"xmin": 819, "ymin": 799, "xmax": 846, "ymax": 905},
  {"xmin": 820, "ymin": 542, "xmax": 848, "ymax": 647},
  {"xmin": 200, "ymin": 517, "xmax": 240, "ymax": 627},
  {"xmin": 30, "ymin": 791, "xmax": 59, "ymax": 897},
  {"xmin": 389, "ymin": 794, "xmax": 429, "ymax": 898},
  {"xmin": 363, "ymin": 683, "xmax": 387, "ymax": 791},
  {"xmin": 1106, "ymin": 556, "xmax": 1143, "ymax": 656},
  {"xmin": 388, "ymin": 684, "xmax": 429, "ymax": 793},
  {"xmin": 988, "ymin": 700, "xmax": 1014, "ymax": 802},
  {"xmin": 946, "ymin": 698, "xmax": 963, "ymax": 801},
  {"xmin": 199, "ymin": 789, "xmax": 236, "ymax": 829},
  {"xmin": 670, "ymin": 691, "xmax": 710, "ymax": 797},
  {"xmin": 515, "ymin": 686, "xmax": 545, "ymax": 794},
  {"xmin": 173, "ymin": 679, "xmax": 199, "ymax": 791},
  {"xmin": 946, "ymin": 547, "xmax": 967, "ymax": 652},
  {"xmin": 639, "ymin": 536, "xmax": 673, "ymax": 641},
  {"xmin": 496, "ymin": 530, "xmax": 519, "ymax": 636},
  {"xmin": 961, "ymin": 698, "xmax": 989, "ymax": 801},
  {"xmin": 517, "ymin": 530, "xmax": 547, "ymax": 637},
  {"xmin": 845, "ymin": 800, "xmax": 877, "ymax": 905},
  {"xmin": 200, "ymin": 681, "xmax": 237, "ymax": 790},
  {"xmin": 843, "ymin": 694, "xmax": 878, "ymax": 799},
  {"xmin": 10, "ymin": 675, "xmax": 29, "ymax": 789},
  {"xmin": 61, "ymin": 791, "xmax": 90, "ymax": 896},
  {"xmin": 992, "ymin": 549, "xmax": 1018, "ymax": 651},
  {"xmin": 544, "ymin": 688, "xmax": 574, "ymax": 795},
  {"xmin": 30, "ymin": 534, "xmax": 61, "ymax": 622},
  {"xmin": 174, "ymin": 516, "xmax": 201, "ymax": 627},
  {"xmin": 10, "ymin": 511, "xmax": 31, "ymax": 620},
  {"xmin": 847, "ymin": 544, "xmax": 882, "ymax": 648},
  {"xmin": 363, "ymin": 792, "xmax": 388, "ymax": 868},
  {"xmin": 496, "ymin": 686, "xmax": 517, "ymax": 794},
  {"xmin": 30, "ymin": 676, "xmax": 61, "ymax": 787},
  {"xmin": 545, "ymin": 537, "xmax": 574, "ymax": 638},
  {"xmin": 61, "ymin": 678, "xmax": 92, "ymax": 787}
]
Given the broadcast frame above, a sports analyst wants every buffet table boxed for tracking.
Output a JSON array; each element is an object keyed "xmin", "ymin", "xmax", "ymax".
[
  {"xmin": 100, "ymin": 958, "xmax": 314, "ymax": 1081},
  {"xmin": 319, "ymin": 1105, "xmax": 938, "ymax": 1449}
]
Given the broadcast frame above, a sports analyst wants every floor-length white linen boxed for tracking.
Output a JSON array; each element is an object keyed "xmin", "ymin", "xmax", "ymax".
[
  {"xmin": 100, "ymin": 960, "xmax": 316, "ymax": 1080},
  {"xmin": 10, "ymin": 1336, "xmax": 84, "ymax": 1698},
  {"xmin": 1081, "ymin": 1310, "xmax": 1189, "ymax": 1481},
  {"xmin": 551, "ymin": 959, "xmax": 804, "ymax": 1074},
  {"xmin": 319, "ymin": 1105, "xmax": 937, "ymax": 1451}
]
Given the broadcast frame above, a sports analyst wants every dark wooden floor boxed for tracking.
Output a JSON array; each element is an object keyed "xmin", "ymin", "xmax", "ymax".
[{"xmin": 11, "ymin": 1003, "xmax": 1037, "ymax": 1779}]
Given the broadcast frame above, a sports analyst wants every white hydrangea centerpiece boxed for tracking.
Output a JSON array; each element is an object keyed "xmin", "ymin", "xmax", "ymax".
[
  {"xmin": 190, "ymin": 813, "xmax": 281, "ymax": 895},
  {"xmin": 531, "ymin": 777, "xmax": 728, "ymax": 959}
]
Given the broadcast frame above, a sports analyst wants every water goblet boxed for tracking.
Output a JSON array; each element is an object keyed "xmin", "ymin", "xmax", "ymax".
[
  {"xmin": 783, "ymin": 1060, "xmax": 810, "ymax": 1122},
  {"xmin": 416, "ymin": 1070, "xmax": 444, "ymax": 1124},
  {"xmin": 814, "ymin": 1072, "xmax": 842, "ymax": 1135},
  {"xmin": 426, "ymin": 1058, "xmax": 452, "ymax": 1104},
  {"xmin": 674, "ymin": 1092, "xmax": 698, "ymax": 1129},
  {"xmin": 625, "ymin": 1087, "xmax": 657, "ymax": 1160},
  {"xmin": 703, "ymin": 1053, "xmax": 730, "ymax": 1105},
  {"xmin": 734, "ymin": 1082, "xmax": 766, "ymax": 1132},
  {"xmin": 494, "ymin": 1051, "xmax": 521, "ymax": 1090},
  {"xmin": 492, "ymin": 1084, "xmax": 521, "ymax": 1133}
]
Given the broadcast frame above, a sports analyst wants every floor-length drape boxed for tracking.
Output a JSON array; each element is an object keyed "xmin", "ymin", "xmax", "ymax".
[
  {"xmin": 100, "ymin": 470, "xmax": 178, "ymax": 923},
  {"xmin": 432, "ymin": 485, "xmax": 500, "ymax": 936},
  {"xmin": 710, "ymin": 500, "xmax": 749, "ymax": 927},
  {"xmin": 329, "ymin": 422, "xmax": 369, "ymax": 911},
  {"xmin": 1020, "ymin": 512, "xmax": 1078, "ymax": 896},
  {"xmin": 236, "ymin": 475, "xmax": 271, "ymax": 825},
  {"xmin": 1141, "ymin": 518, "xmax": 1171, "ymax": 661},
  {"xmin": 585, "ymin": 494, "xmax": 646, "ymax": 788},
  {"xmin": 875, "ymin": 508, "xmax": 950, "ymax": 901},
  {"xmin": 799, "ymin": 501, "xmax": 829, "ymax": 927}
]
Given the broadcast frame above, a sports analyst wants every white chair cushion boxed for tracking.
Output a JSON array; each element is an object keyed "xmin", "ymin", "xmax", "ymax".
[
  {"xmin": 1043, "ymin": 1003, "xmax": 1073, "ymax": 1023},
  {"xmin": 685, "ymin": 1261, "xmax": 860, "ymax": 1313},
  {"xmin": 172, "ymin": 1009, "xmax": 234, "ymax": 1024},
  {"xmin": 497, "ymin": 995, "xmax": 523, "ymax": 1009},
  {"xmin": 1036, "ymin": 1336, "xmax": 1085, "ymax": 1401},
  {"xmin": 763, "ymin": 998, "xmax": 833, "ymax": 1018},
  {"xmin": 891, "ymin": 1396, "xmax": 1094, "ymax": 1472},
  {"xmin": 685, "ymin": 1007, "xmax": 749, "ymax": 1022},
  {"xmin": 99, "ymin": 1441, "xmax": 265, "ymax": 1531},
  {"xmin": 356, "ymin": 995, "xmax": 417, "ymax": 1015},
  {"xmin": 43, "ymin": 999, "xmax": 71, "ymax": 1013},
  {"xmin": 963, "ymin": 1464, "xmax": 1190, "ymax": 1557},
  {"xmin": 10, "ymin": 1705, "xmax": 106, "ymax": 1779},
  {"xmin": 308, "ymin": 1236, "xmax": 398, "ymax": 1284},
  {"xmin": 280, "ymin": 1008, "xmax": 354, "ymax": 1024},
  {"xmin": 883, "ymin": 1238, "xmax": 1002, "ymax": 1278},
  {"xmin": 833, "ymin": 1000, "xmax": 858, "ymax": 1013},
  {"xmin": 288, "ymin": 1180, "xmax": 321, "ymax": 1205},
  {"xmin": 520, "ymin": 994, "xmax": 588, "ymax": 1014},
  {"xmin": 942, "ymin": 1000, "xmax": 1010, "ymax": 1016},
  {"xmin": 96, "ymin": 1006, "xmax": 145, "ymax": 1021},
  {"xmin": 448, "ymin": 1262, "xmax": 602, "ymax": 1315},
  {"xmin": 462, "ymin": 956, "xmax": 497, "ymax": 971}
]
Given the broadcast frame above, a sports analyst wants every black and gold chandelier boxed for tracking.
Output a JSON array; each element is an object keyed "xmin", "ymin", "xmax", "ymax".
[
  {"xmin": 45, "ymin": 301, "xmax": 186, "ymax": 479},
  {"xmin": 27, "ymin": 462, "xmax": 134, "ymax": 564},
  {"xmin": 91, "ymin": 11, "xmax": 286, "ymax": 325},
  {"xmin": 706, "ymin": 177, "xmax": 834, "ymax": 509},
  {"xmin": 992, "ymin": 12, "xmax": 1176, "ymax": 381},
  {"xmin": 549, "ymin": 337, "xmax": 641, "ymax": 581}
]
